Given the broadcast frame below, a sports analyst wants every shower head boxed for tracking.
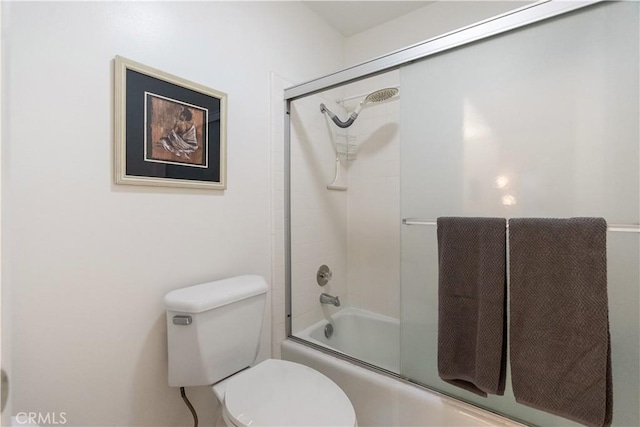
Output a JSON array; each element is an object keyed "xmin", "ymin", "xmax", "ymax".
[
  {"xmin": 320, "ymin": 87, "xmax": 399, "ymax": 128},
  {"xmin": 364, "ymin": 88, "xmax": 399, "ymax": 104},
  {"xmin": 352, "ymin": 87, "xmax": 398, "ymax": 117}
]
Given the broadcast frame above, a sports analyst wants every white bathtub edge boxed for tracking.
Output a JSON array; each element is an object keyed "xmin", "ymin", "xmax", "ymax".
[{"xmin": 282, "ymin": 339, "xmax": 526, "ymax": 427}]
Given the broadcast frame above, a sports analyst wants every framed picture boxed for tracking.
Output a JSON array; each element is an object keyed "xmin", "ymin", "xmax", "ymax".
[{"xmin": 114, "ymin": 56, "xmax": 227, "ymax": 190}]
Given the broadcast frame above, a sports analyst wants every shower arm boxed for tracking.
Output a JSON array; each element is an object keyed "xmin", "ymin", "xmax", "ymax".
[{"xmin": 320, "ymin": 102, "xmax": 364, "ymax": 129}]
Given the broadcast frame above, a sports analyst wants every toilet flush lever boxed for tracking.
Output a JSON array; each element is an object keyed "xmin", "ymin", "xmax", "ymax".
[{"xmin": 173, "ymin": 315, "xmax": 192, "ymax": 326}]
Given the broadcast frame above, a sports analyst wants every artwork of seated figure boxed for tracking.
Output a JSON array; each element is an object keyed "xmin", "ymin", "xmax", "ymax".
[{"xmin": 156, "ymin": 107, "xmax": 199, "ymax": 160}]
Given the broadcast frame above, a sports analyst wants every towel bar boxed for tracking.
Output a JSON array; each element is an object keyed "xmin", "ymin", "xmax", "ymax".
[{"xmin": 402, "ymin": 218, "xmax": 640, "ymax": 233}]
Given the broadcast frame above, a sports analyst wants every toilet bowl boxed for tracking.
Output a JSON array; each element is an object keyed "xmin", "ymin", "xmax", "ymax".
[
  {"xmin": 164, "ymin": 275, "xmax": 357, "ymax": 427},
  {"xmin": 212, "ymin": 359, "xmax": 356, "ymax": 427}
]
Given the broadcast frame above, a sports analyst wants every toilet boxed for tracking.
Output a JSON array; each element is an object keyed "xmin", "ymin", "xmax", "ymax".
[{"xmin": 164, "ymin": 275, "xmax": 357, "ymax": 427}]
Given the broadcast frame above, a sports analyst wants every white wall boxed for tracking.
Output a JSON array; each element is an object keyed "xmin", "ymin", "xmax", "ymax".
[
  {"xmin": 345, "ymin": 1, "xmax": 535, "ymax": 66},
  {"xmin": 3, "ymin": 2, "xmax": 343, "ymax": 426}
]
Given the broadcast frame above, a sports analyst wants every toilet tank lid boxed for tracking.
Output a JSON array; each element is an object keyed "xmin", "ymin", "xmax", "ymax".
[{"xmin": 164, "ymin": 275, "xmax": 268, "ymax": 313}]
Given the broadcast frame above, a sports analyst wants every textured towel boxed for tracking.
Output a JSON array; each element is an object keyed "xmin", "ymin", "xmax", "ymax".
[
  {"xmin": 437, "ymin": 217, "xmax": 507, "ymax": 397},
  {"xmin": 509, "ymin": 218, "xmax": 612, "ymax": 427}
]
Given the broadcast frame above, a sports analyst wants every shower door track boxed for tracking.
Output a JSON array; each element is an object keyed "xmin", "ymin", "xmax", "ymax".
[{"xmin": 283, "ymin": 0, "xmax": 602, "ymax": 101}]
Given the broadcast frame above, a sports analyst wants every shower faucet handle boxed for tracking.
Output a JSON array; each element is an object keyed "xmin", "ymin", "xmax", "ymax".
[{"xmin": 317, "ymin": 265, "xmax": 332, "ymax": 286}]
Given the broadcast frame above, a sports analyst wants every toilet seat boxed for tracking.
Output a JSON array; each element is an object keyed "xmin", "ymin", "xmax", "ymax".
[{"xmin": 221, "ymin": 359, "xmax": 356, "ymax": 427}]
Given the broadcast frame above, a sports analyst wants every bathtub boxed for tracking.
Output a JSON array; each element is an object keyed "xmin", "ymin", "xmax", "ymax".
[
  {"xmin": 282, "ymin": 340, "xmax": 523, "ymax": 427},
  {"xmin": 286, "ymin": 307, "xmax": 523, "ymax": 427},
  {"xmin": 295, "ymin": 307, "xmax": 400, "ymax": 373}
]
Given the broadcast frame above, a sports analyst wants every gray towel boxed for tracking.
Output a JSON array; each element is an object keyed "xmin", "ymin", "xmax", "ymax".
[
  {"xmin": 437, "ymin": 217, "xmax": 507, "ymax": 397},
  {"xmin": 509, "ymin": 218, "xmax": 612, "ymax": 427}
]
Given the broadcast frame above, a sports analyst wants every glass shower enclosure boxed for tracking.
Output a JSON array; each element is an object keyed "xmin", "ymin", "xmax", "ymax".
[{"xmin": 285, "ymin": 2, "xmax": 639, "ymax": 425}]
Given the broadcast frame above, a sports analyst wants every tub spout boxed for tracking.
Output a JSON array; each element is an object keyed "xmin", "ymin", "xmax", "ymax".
[{"xmin": 320, "ymin": 293, "xmax": 340, "ymax": 307}]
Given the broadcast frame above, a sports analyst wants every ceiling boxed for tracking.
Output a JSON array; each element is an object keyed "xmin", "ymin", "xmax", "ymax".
[{"xmin": 303, "ymin": 1, "xmax": 434, "ymax": 37}]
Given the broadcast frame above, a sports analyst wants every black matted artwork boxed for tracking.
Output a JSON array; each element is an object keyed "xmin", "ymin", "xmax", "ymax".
[{"xmin": 114, "ymin": 56, "xmax": 227, "ymax": 189}]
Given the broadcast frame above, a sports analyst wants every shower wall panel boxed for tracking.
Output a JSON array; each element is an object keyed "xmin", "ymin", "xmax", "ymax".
[
  {"xmin": 399, "ymin": 2, "xmax": 639, "ymax": 426},
  {"xmin": 290, "ymin": 70, "xmax": 403, "ymax": 339},
  {"xmin": 290, "ymin": 91, "xmax": 349, "ymax": 333}
]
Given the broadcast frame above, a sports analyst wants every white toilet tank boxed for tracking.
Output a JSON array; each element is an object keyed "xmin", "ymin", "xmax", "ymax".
[{"xmin": 164, "ymin": 275, "xmax": 268, "ymax": 387}]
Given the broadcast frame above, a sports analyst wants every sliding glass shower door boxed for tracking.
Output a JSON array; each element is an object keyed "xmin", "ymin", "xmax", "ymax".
[{"xmin": 399, "ymin": 2, "xmax": 639, "ymax": 425}]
